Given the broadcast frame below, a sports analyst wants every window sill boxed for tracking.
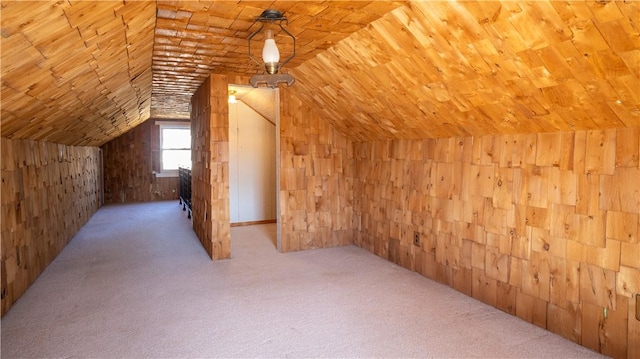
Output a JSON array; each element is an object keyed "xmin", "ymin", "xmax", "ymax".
[{"xmin": 154, "ymin": 171, "xmax": 178, "ymax": 178}]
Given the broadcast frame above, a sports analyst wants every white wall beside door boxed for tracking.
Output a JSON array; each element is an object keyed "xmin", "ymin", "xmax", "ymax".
[{"xmin": 229, "ymin": 100, "xmax": 276, "ymax": 223}]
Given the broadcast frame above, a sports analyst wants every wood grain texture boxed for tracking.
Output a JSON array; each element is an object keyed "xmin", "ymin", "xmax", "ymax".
[
  {"xmin": 101, "ymin": 119, "xmax": 182, "ymax": 203},
  {"xmin": 190, "ymin": 74, "xmax": 231, "ymax": 260},
  {"xmin": 291, "ymin": 1, "xmax": 640, "ymax": 141},
  {"xmin": 1, "ymin": 137, "xmax": 100, "ymax": 316},
  {"xmin": 151, "ymin": 1, "xmax": 402, "ymax": 119},
  {"xmin": 582, "ymin": 296, "xmax": 629, "ymax": 359},
  {"xmin": 188, "ymin": 74, "xmax": 354, "ymax": 256},
  {"xmin": 353, "ymin": 127, "xmax": 640, "ymax": 358},
  {"xmin": 1, "ymin": 1, "xmax": 155, "ymax": 146},
  {"xmin": 278, "ymin": 89, "xmax": 354, "ymax": 252},
  {"xmin": 3, "ymin": 1, "xmax": 639, "ymax": 146},
  {"xmin": 2, "ymin": 1, "xmax": 640, "ymax": 355}
]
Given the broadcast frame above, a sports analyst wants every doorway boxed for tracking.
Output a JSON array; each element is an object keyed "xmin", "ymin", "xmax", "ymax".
[{"xmin": 228, "ymin": 84, "xmax": 279, "ymax": 249}]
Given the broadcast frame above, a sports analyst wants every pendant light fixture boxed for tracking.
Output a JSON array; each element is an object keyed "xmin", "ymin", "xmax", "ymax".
[{"xmin": 248, "ymin": 9, "xmax": 295, "ymax": 88}]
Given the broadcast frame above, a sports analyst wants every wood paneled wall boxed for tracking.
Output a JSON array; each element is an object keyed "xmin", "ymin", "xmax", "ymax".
[
  {"xmin": 353, "ymin": 127, "xmax": 640, "ymax": 358},
  {"xmin": 1, "ymin": 137, "xmax": 100, "ymax": 316},
  {"xmin": 101, "ymin": 118, "xmax": 180, "ymax": 203},
  {"xmin": 189, "ymin": 75, "xmax": 354, "ymax": 256},
  {"xmin": 190, "ymin": 74, "xmax": 231, "ymax": 260},
  {"xmin": 279, "ymin": 89, "xmax": 354, "ymax": 252}
]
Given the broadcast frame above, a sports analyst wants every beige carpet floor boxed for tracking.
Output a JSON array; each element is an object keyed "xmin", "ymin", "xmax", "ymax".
[{"xmin": 1, "ymin": 201, "xmax": 605, "ymax": 358}]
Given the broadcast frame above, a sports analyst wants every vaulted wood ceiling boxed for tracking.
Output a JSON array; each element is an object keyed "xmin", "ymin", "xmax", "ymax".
[
  {"xmin": 151, "ymin": 0, "xmax": 402, "ymax": 119},
  {"xmin": 291, "ymin": 1, "xmax": 640, "ymax": 140},
  {"xmin": 1, "ymin": 1, "xmax": 638, "ymax": 147}
]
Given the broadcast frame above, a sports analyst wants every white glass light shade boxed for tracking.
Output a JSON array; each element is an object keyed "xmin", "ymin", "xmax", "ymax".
[{"xmin": 262, "ymin": 29, "xmax": 280, "ymax": 74}]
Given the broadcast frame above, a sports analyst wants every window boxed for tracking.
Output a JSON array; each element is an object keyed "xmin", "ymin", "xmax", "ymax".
[{"xmin": 156, "ymin": 121, "xmax": 191, "ymax": 177}]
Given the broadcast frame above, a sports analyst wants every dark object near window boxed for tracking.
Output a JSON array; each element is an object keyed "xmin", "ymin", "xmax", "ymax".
[{"xmin": 179, "ymin": 167, "xmax": 191, "ymax": 219}]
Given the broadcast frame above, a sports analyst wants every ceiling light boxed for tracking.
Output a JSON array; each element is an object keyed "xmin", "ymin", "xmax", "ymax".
[
  {"xmin": 262, "ymin": 29, "xmax": 279, "ymax": 74},
  {"xmin": 248, "ymin": 9, "xmax": 295, "ymax": 88},
  {"xmin": 228, "ymin": 90, "xmax": 237, "ymax": 104}
]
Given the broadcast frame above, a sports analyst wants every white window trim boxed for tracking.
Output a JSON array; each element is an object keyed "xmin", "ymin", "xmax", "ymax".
[
  {"xmin": 155, "ymin": 121, "xmax": 191, "ymax": 178},
  {"xmin": 155, "ymin": 171, "xmax": 179, "ymax": 178}
]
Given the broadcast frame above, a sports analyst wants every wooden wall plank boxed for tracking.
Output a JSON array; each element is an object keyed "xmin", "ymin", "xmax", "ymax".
[
  {"xmin": 1, "ymin": 137, "xmax": 100, "ymax": 316},
  {"xmin": 484, "ymin": 244, "xmax": 509, "ymax": 283},
  {"xmin": 600, "ymin": 167, "xmax": 640, "ymax": 213},
  {"xmin": 280, "ymin": 88, "xmax": 354, "ymax": 252},
  {"xmin": 584, "ymin": 239, "xmax": 621, "ymax": 271},
  {"xmin": 353, "ymin": 127, "xmax": 639, "ymax": 357},
  {"xmin": 189, "ymin": 75, "xmax": 353, "ymax": 258},
  {"xmin": 101, "ymin": 118, "xmax": 181, "ymax": 203},
  {"xmin": 606, "ymin": 211, "xmax": 638, "ymax": 243},
  {"xmin": 516, "ymin": 290, "xmax": 548, "ymax": 329},
  {"xmin": 547, "ymin": 302, "xmax": 581, "ymax": 344},
  {"xmin": 580, "ymin": 262, "xmax": 617, "ymax": 310},
  {"xmin": 583, "ymin": 296, "xmax": 629, "ymax": 358},
  {"xmin": 615, "ymin": 127, "xmax": 639, "ymax": 167},
  {"xmin": 472, "ymin": 268, "xmax": 497, "ymax": 307},
  {"xmin": 617, "ymin": 266, "xmax": 640, "ymax": 299},
  {"xmin": 620, "ymin": 242, "xmax": 640, "ymax": 270},
  {"xmin": 575, "ymin": 211, "xmax": 606, "ymax": 248},
  {"xmin": 189, "ymin": 74, "xmax": 231, "ymax": 259}
]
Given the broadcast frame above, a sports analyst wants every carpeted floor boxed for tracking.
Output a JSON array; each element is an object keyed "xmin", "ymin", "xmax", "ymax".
[{"xmin": 1, "ymin": 201, "xmax": 605, "ymax": 358}]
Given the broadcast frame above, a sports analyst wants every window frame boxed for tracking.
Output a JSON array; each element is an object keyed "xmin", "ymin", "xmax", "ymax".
[{"xmin": 155, "ymin": 121, "xmax": 191, "ymax": 178}]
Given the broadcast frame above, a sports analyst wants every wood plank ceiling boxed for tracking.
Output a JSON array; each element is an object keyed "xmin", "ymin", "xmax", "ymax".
[
  {"xmin": 1, "ymin": 1, "xmax": 639, "ymax": 147},
  {"xmin": 291, "ymin": 1, "xmax": 640, "ymax": 140},
  {"xmin": 1, "ymin": 1, "xmax": 155, "ymax": 146},
  {"xmin": 151, "ymin": 0, "xmax": 402, "ymax": 119}
]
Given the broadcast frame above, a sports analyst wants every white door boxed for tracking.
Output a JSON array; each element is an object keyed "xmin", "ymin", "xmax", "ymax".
[{"xmin": 229, "ymin": 98, "xmax": 276, "ymax": 223}]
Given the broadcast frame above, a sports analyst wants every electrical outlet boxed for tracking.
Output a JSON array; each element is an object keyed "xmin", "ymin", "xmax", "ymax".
[{"xmin": 413, "ymin": 231, "xmax": 420, "ymax": 247}]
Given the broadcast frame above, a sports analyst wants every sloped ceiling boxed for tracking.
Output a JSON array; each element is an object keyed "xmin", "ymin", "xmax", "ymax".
[
  {"xmin": 151, "ymin": 0, "xmax": 402, "ymax": 119},
  {"xmin": 1, "ymin": 1, "xmax": 639, "ymax": 147},
  {"xmin": 1, "ymin": 1, "xmax": 156, "ymax": 146},
  {"xmin": 291, "ymin": 1, "xmax": 640, "ymax": 140},
  {"xmin": 229, "ymin": 85, "xmax": 278, "ymax": 124}
]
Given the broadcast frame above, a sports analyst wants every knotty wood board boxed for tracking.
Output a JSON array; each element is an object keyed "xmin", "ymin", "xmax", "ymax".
[
  {"xmin": 292, "ymin": 1, "xmax": 640, "ymax": 141},
  {"xmin": 279, "ymin": 89, "xmax": 354, "ymax": 252},
  {"xmin": 3, "ymin": 1, "xmax": 639, "ymax": 147},
  {"xmin": 1, "ymin": 1, "xmax": 154, "ymax": 146},
  {"xmin": 353, "ymin": 127, "xmax": 640, "ymax": 358}
]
